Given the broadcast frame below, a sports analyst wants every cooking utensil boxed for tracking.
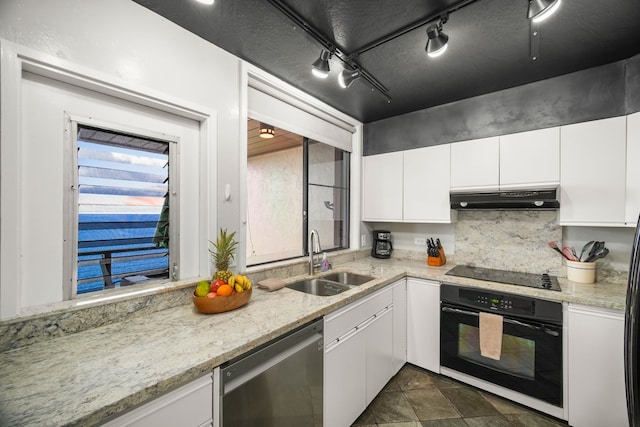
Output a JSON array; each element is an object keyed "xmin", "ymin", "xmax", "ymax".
[
  {"xmin": 588, "ymin": 241, "xmax": 605, "ymax": 259},
  {"xmin": 549, "ymin": 242, "xmax": 570, "ymax": 260},
  {"xmin": 579, "ymin": 241, "xmax": 595, "ymax": 261},
  {"xmin": 584, "ymin": 247, "xmax": 609, "ymax": 262},
  {"xmin": 563, "ymin": 247, "xmax": 580, "ymax": 261}
]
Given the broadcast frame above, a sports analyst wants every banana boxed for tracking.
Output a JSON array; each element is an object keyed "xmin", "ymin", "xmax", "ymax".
[
  {"xmin": 228, "ymin": 276, "xmax": 236, "ymax": 288},
  {"xmin": 234, "ymin": 283, "xmax": 244, "ymax": 293}
]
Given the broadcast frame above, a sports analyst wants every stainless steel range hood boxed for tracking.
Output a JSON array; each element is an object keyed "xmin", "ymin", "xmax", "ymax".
[{"xmin": 450, "ymin": 188, "xmax": 559, "ymax": 211}]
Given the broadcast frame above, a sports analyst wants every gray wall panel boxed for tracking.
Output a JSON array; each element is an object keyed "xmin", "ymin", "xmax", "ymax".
[
  {"xmin": 364, "ymin": 59, "xmax": 630, "ymax": 156},
  {"xmin": 627, "ymin": 54, "xmax": 640, "ymax": 114}
]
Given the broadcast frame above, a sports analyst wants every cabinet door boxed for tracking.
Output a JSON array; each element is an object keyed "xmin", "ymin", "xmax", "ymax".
[
  {"xmin": 560, "ymin": 116, "xmax": 627, "ymax": 225},
  {"xmin": 392, "ymin": 280, "xmax": 407, "ymax": 375},
  {"xmin": 567, "ymin": 304, "xmax": 627, "ymax": 427},
  {"xmin": 450, "ymin": 137, "xmax": 500, "ymax": 191},
  {"xmin": 499, "ymin": 127, "xmax": 560, "ymax": 189},
  {"xmin": 407, "ymin": 279, "xmax": 441, "ymax": 373},
  {"xmin": 324, "ymin": 329, "xmax": 367, "ymax": 427},
  {"xmin": 362, "ymin": 152, "xmax": 403, "ymax": 221},
  {"xmin": 627, "ymin": 112, "xmax": 640, "ymax": 225},
  {"xmin": 365, "ymin": 307, "xmax": 394, "ymax": 405},
  {"xmin": 102, "ymin": 374, "xmax": 213, "ymax": 427},
  {"xmin": 403, "ymin": 144, "xmax": 452, "ymax": 222}
]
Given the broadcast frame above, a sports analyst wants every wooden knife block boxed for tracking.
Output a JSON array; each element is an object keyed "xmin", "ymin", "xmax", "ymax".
[{"xmin": 427, "ymin": 248, "xmax": 447, "ymax": 267}]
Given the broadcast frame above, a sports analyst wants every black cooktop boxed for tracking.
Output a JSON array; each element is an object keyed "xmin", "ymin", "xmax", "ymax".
[{"xmin": 445, "ymin": 265, "xmax": 561, "ymax": 291}]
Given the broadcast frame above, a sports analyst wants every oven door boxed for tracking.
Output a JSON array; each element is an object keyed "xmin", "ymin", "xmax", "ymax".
[{"xmin": 440, "ymin": 302, "xmax": 563, "ymax": 406}]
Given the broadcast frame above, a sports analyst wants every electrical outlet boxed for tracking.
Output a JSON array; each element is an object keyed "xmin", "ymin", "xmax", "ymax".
[
  {"xmin": 414, "ymin": 237, "xmax": 427, "ymax": 246},
  {"xmin": 361, "ymin": 234, "xmax": 367, "ymax": 247}
]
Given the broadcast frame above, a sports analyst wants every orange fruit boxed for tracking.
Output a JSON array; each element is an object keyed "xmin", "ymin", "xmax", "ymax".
[{"xmin": 216, "ymin": 284, "xmax": 233, "ymax": 296}]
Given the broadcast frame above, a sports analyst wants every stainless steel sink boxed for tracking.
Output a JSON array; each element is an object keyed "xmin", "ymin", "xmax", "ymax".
[
  {"xmin": 286, "ymin": 272, "xmax": 375, "ymax": 296},
  {"xmin": 320, "ymin": 272, "xmax": 375, "ymax": 286},
  {"xmin": 286, "ymin": 279, "xmax": 354, "ymax": 296}
]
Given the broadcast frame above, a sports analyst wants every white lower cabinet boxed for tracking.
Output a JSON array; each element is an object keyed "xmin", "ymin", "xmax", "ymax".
[
  {"xmin": 324, "ymin": 287, "xmax": 395, "ymax": 427},
  {"xmin": 407, "ymin": 278, "xmax": 440, "ymax": 373},
  {"xmin": 102, "ymin": 373, "xmax": 214, "ymax": 427},
  {"xmin": 324, "ymin": 324, "xmax": 367, "ymax": 427},
  {"xmin": 392, "ymin": 279, "xmax": 408, "ymax": 375},
  {"xmin": 567, "ymin": 304, "xmax": 627, "ymax": 427}
]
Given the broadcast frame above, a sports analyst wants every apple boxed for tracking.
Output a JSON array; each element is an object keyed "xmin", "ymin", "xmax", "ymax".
[
  {"xmin": 206, "ymin": 292, "xmax": 217, "ymax": 298},
  {"xmin": 210, "ymin": 279, "xmax": 226, "ymax": 293}
]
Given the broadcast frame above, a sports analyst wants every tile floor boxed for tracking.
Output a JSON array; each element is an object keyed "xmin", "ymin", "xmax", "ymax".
[{"xmin": 352, "ymin": 364, "xmax": 568, "ymax": 427}]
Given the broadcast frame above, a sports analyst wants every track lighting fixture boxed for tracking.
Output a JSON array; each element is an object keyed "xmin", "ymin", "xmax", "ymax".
[
  {"xmin": 528, "ymin": 0, "xmax": 561, "ymax": 23},
  {"xmin": 338, "ymin": 68, "xmax": 360, "ymax": 89},
  {"xmin": 259, "ymin": 123, "xmax": 275, "ymax": 139},
  {"xmin": 311, "ymin": 50, "xmax": 331, "ymax": 79},
  {"xmin": 425, "ymin": 17, "xmax": 449, "ymax": 58}
]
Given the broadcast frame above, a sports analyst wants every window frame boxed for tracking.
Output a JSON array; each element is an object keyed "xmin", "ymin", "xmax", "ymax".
[{"xmin": 63, "ymin": 114, "xmax": 180, "ymax": 299}]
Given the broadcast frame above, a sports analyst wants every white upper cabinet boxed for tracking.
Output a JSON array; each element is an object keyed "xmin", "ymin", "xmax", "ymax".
[
  {"xmin": 499, "ymin": 127, "xmax": 560, "ymax": 189},
  {"xmin": 362, "ymin": 151, "xmax": 403, "ymax": 221},
  {"xmin": 559, "ymin": 116, "xmax": 627, "ymax": 226},
  {"xmin": 362, "ymin": 146, "xmax": 453, "ymax": 223},
  {"xmin": 450, "ymin": 137, "xmax": 500, "ymax": 191},
  {"xmin": 627, "ymin": 111, "xmax": 640, "ymax": 225},
  {"xmin": 403, "ymin": 144, "xmax": 452, "ymax": 223}
]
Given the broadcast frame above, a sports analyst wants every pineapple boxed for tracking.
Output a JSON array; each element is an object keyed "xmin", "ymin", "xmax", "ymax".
[{"xmin": 209, "ymin": 228, "xmax": 239, "ymax": 283}]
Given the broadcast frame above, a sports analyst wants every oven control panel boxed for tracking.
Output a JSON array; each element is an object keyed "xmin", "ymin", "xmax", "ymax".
[
  {"xmin": 476, "ymin": 294, "xmax": 514, "ymax": 310},
  {"xmin": 465, "ymin": 291, "xmax": 532, "ymax": 314},
  {"xmin": 441, "ymin": 283, "xmax": 563, "ymax": 324}
]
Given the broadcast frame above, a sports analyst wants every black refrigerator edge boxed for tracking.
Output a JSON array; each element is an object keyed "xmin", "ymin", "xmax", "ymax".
[{"xmin": 625, "ymin": 215, "xmax": 640, "ymax": 426}]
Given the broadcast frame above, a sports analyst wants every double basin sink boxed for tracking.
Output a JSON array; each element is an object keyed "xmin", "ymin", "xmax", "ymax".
[{"xmin": 286, "ymin": 271, "xmax": 375, "ymax": 296}]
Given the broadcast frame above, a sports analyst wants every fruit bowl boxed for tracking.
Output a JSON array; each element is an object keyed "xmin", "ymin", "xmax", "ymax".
[{"xmin": 192, "ymin": 288, "xmax": 252, "ymax": 314}]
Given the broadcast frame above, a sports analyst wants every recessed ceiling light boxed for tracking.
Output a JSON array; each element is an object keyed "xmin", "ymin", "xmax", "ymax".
[
  {"xmin": 259, "ymin": 123, "xmax": 275, "ymax": 139},
  {"xmin": 194, "ymin": 0, "xmax": 215, "ymax": 5}
]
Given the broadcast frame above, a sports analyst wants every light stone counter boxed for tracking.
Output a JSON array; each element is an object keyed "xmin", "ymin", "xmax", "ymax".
[{"xmin": 0, "ymin": 256, "xmax": 628, "ymax": 426}]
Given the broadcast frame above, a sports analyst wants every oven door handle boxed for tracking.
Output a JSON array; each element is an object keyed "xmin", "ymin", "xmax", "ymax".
[{"xmin": 441, "ymin": 306, "xmax": 561, "ymax": 337}]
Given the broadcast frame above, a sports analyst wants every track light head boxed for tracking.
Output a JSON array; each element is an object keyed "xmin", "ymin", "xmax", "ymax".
[
  {"xmin": 311, "ymin": 50, "xmax": 331, "ymax": 79},
  {"xmin": 338, "ymin": 68, "xmax": 361, "ymax": 89},
  {"xmin": 528, "ymin": 0, "xmax": 561, "ymax": 23},
  {"xmin": 425, "ymin": 19, "xmax": 449, "ymax": 58}
]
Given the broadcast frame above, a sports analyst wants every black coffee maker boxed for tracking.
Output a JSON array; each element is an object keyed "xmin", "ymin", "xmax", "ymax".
[{"xmin": 371, "ymin": 230, "xmax": 393, "ymax": 259}]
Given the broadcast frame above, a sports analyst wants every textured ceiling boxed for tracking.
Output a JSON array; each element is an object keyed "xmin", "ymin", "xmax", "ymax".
[{"xmin": 133, "ymin": 0, "xmax": 640, "ymax": 123}]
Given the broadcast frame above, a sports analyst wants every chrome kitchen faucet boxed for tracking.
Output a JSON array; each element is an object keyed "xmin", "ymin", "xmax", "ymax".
[{"xmin": 308, "ymin": 229, "xmax": 321, "ymax": 275}]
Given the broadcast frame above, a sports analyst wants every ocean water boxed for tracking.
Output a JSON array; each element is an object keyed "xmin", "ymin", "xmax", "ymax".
[{"xmin": 78, "ymin": 213, "xmax": 168, "ymax": 294}]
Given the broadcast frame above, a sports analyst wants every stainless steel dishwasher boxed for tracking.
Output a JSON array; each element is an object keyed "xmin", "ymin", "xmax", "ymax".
[{"xmin": 220, "ymin": 319, "xmax": 323, "ymax": 426}]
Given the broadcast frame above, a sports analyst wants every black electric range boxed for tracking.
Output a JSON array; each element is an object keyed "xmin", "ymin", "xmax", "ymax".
[{"xmin": 445, "ymin": 265, "xmax": 561, "ymax": 291}]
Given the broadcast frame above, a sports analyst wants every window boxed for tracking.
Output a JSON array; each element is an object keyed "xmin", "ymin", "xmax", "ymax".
[
  {"xmin": 246, "ymin": 120, "xmax": 349, "ymax": 265},
  {"xmin": 67, "ymin": 124, "xmax": 178, "ymax": 296}
]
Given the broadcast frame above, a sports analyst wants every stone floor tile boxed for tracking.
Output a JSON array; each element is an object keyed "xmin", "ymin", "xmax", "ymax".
[
  {"xmin": 404, "ymin": 388, "xmax": 460, "ymax": 421},
  {"xmin": 420, "ymin": 419, "xmax": 469, "ymax": 427},
  {"xmin": 480, "ymin": 391, "xmax": 531, "ymax": 415},
  {"xmin": 378, "ymin": 422, "xmax": 424, "ymax": 427},
  {"xmin": 463, "ymin": 415, "xmax": 513, "ymax": 427},
  {"xmin": 440, "ymin": 386, "xmax": 502, "ymax": 418},
  {"xmin": 371, "ymin": 390, "xmax": 419, "ymax": 423},
  {"xmin": 393, "ymin": 365, "xmax": 436, "ymax": 391},
  {"xmin": 352, "ymin": 404, "xmax": 377, "ymax": 426},
  {"xmin": 505, "ymin": 412, "xmax": 568, "ymax": 426}
]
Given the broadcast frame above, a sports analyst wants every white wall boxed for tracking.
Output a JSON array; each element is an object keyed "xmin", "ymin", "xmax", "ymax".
[
  {"xmin": 247, "ymin": 147, "xmax": 303, "ymax": 264},
  {"xmin": 0, "ymin": 0, "xmax": 364, "ymax": 317},
  {"xmin": 0, "ymin": 0, "xmax": 242, "ymax": 316}
]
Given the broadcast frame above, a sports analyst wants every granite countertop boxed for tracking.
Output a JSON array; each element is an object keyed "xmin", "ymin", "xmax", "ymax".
[{"xmin": 0, "ymin": 257, "xmax": 628, "ymax": 426}]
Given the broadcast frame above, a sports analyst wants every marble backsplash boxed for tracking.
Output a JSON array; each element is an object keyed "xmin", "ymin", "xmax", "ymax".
[{"xmin": 453, "ymin": 211, "xmax": 564, "ymax": 276}]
